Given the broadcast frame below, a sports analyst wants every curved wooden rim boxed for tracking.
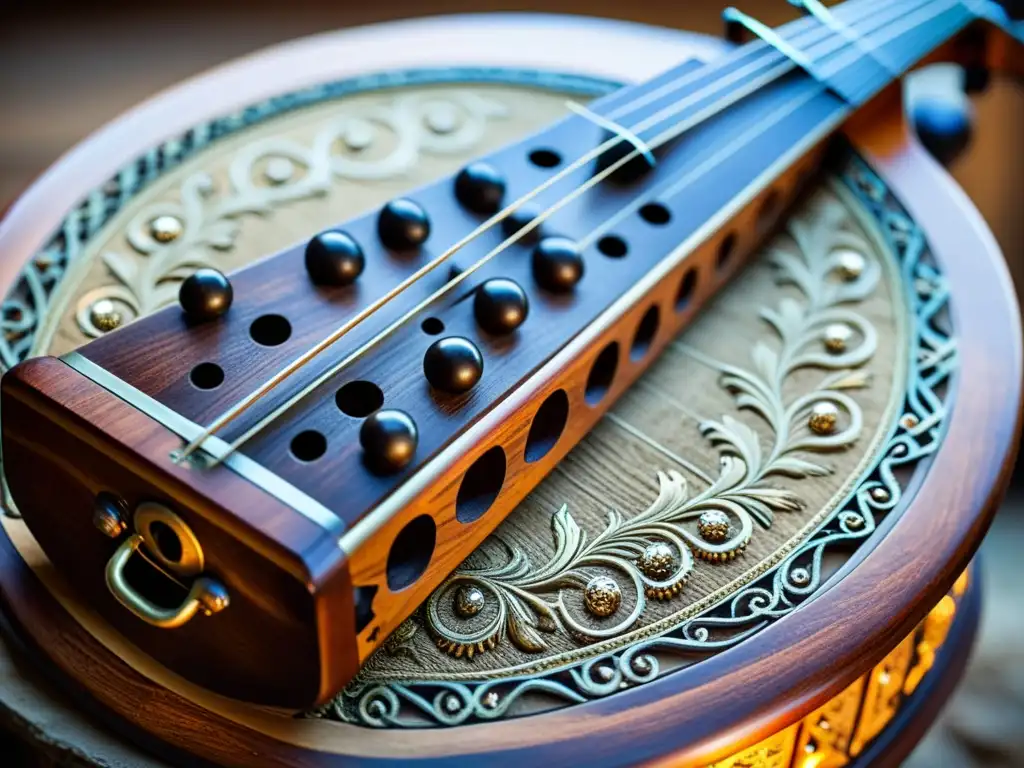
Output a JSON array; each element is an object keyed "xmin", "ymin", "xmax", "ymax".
[{"xmin": 0, "ymin": 14, "xmax": 1019, "ymax": 767}]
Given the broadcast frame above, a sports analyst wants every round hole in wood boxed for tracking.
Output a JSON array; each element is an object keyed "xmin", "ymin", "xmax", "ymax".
[
  {"xmin": 631, "ymin": 305, "xmax": 660, "ymax": 360},
  {"xmin": 421, "ymin": 317, "xmax": 445, "ymax": 335},
  {"xmin": 290, "ymin": 430, "xmax": 327, "ymax": 462},
  {"xmin": 336, "ymin": 380, "xmax": 384, "ymax": 418},
  {"xmin": 585, "ymin": 341, "xmax": 619, "ymax": 405},
  {"xmin": 529, "ymin": 148, "xmax": 561, "ymax": 168},
  {"xmin": 675, "ymin": 268, "xmax": 698, "ymax": 311},
  {"xmin": 189, "ymin": 362, "xmax": 224, "ymax": 390},
  {"xmin": 249, "ymin": 314, "xmax": 292, "ymax": 346},
  {"xmin": 716, "ymin": 232, "xmax": 737, "ymax": 272},
  {"xmin": 386, "ymin": 514, "xmax": 436, "ymax": 591},
  {"xmin": 525, "ymin": 389, "xmax": 570, "ymax": 464},
  {"xmin": 639, "ymin": 202, "xmax": 671, "ymax": 225},
  {"xmin": 597, "ymin": 235, "xmax": 628, "ymax": 258},
  {"xmin": 455, "ymin": 446, "xmax": 507, "ymax": 524},
  {"xmin": 148, "ymin": 521, "xmax": 183, "ymax": 564}
]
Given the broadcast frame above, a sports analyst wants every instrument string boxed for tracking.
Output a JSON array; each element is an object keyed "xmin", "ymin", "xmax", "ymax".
[
  {"xmin": 175, "ymin": 0, "xmax": 892, "ymax": 465},
  {"xmin": 181, "ymin": 0, "xmax": 940, "ymax": 464}
]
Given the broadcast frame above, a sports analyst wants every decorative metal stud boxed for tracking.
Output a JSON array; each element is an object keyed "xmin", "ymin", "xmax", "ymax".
[
  {"xmin": 532, "ymin": 236, "xmax": 584, "ymax": 293},
  {"xmin": 482, "ymin": 691, "xmax": 500, "ymax": 710},
  {"xmin": 791, "ymin": 567, "xmax": 811, "ymax": 586},
  {"xmin": 871, "ymin": 487, "xmax": 891, "ymax": 503},
  {"xmin": 697, "ymin": 510, "xmax": 731, "ymax": 543},
  {"xmin": 632, "ymin": 656, "xmax": 650, "ymax": 673},
  {"xmin": 842, "ymin": 512, "xmax": 866, "ymax": 531},
  {"xmin": 197, "ymin": 581, "xmax": 231, "ymax": 616},
  {"xmin": 473, "ymin": 278, "xmax": 529, "ymax": 336},
  {"xmin": 378, "ymin": 198, "xmax": 430, "ymax": 251},
  {"xmin": 92, "ymin": 493, "xmax": 127, "ymax": 538},
  {"xmin": 150, "ymin": 215, "xmax": 184, "ymax": 243},
  {"xmin": 584, "ymin": 575, "xmax": 622, "ymax": 617},
  {"xmin": 833, "ymin": 249, "xmax": 866, "ymax": 281},
  {"xmin": 454, "ymin": 586, "xmax": 485, "ymax": 618},
  {"xmin": 822, "ymin": 323, "xmax": 853, "ymax": 354},
  {"xmin": 808, "ymin": 402, "xmax": 840, "ymax": 435},
  {"xmin": 359, "ymin": 409, "xmax": 418, "ymax": 474},
  {"xmin": 444, "ymin": 695, "xmax": 461, "ymax": 714},
  {"xmin": 597, "ymin": 666, "xmax": 615, "ymax": 682},
  {"xmin": 454, "ymin": 162, "xmax": 506, "ymax": 215},
  {"xmin": 264, "ymin": 157, "xmax": 295, "ymax": 185},
  {"xmin": 637, "ymin": 541, "xmax": 676, "ymax": 580},
  {"xmin": 423, "ymin": 337, "xmax": 484, "ymax": 394},
  {"xmin": 179, "ymin": 268, "xmax": 233, "ymax": 322},
  {"xmin": 89, "ymin": 299, "xmax": 124, "ymax": 333},
  {"xmin": 901, "ymin": 414, "xmax": 919, "ymax": 429}
]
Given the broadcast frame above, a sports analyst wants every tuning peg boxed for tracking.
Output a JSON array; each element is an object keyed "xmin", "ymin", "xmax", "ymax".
[
  {"xmin": 906, "ymin": 64, "xmax": 973, "ymax": 167},
  {"xmin": 179, "ymin": 268, "xmax": 232, "ymax": 322},
  {"xmin": 378, "ymin": 198, "xmax": 430, "ymax": 251}
]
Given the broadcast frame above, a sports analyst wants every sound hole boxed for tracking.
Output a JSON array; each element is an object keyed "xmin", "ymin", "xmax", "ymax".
[
  {"xmin": 529, "ymin": 148, "xmax": 561, "ymax": 168},
  {"xmin": 525, "ymin": 390, "xmax": 569, "ymax": 463},
  {"xmin": 149, "ymin": 521, "xmax": 182, "ymax": 564},
  {"xmin": 249, "ymin": 314, "xmax": 292, "ymax": 346},
  {"xmin": 585, "ymin": 342, "xmax": 619, "ymax": 405},
  {"xmin": 421, "ymin": 317, "xmax": 445, "ymax": 335},
  {"xmin": 716, "ymin": 233, "xmax": 737, "ymax": 271},
  {"xmin": 631, "ymin": 305, "xmax": 660, "ymax": 359},
  {"xmin": 386, "ymin": 515, "xmax": 436, "ymax": 591},
  {"xmin": 189, "ymin": 362, "xmax": 224, "ymax": 390},
  {"xmin": 639, "ymin": 202, "xmax": 671, "ymax": 225},
  {"xmin": 598, "ymin": 235, "xmax": 628, "ymax": 258},
  {"xmin": 336, "ymin": 380, "xmax": 384, "ymax": 418},
  {"xmin": 290, "ymin": 430, "xmax": 327, "ymax": 462},
  {"xmin": 455, "ymin": 447, "xmax": 507, "ymax": 524},
  {"xmin": 675, "ymin": 269, "xmax": 698, "ymax": 311}
]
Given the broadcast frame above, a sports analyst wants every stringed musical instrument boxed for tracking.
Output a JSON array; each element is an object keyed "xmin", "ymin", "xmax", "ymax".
[{"xmin": 1, "ymin": 0, "xmax": 1021, "ymax": 721}]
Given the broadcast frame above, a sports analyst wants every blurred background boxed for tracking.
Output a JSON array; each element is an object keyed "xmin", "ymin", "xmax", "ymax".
[{"xmin": 1, "ymin": 1, "xmax": 1023, "ymax": 765}]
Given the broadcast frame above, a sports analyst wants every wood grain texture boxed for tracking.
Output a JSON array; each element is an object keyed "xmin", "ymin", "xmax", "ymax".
[
  {"xmin": 1, "ymin": 356, "xmax": 357, "ymax": 707},
  {"xmin": 0, "ymin": 14, "xmax": 1017, "ymax": 767}
]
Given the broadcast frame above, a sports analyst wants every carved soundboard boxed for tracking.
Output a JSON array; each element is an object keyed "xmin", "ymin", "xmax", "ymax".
[{"xmin": 0, "ymin": 56, "xmax": 986, "ymax": 767}]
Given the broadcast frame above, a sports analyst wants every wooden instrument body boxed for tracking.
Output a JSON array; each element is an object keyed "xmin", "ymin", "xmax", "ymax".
[{"xmin": 0, "ymin": 11, "xmax": 1020, "ymax": 767}]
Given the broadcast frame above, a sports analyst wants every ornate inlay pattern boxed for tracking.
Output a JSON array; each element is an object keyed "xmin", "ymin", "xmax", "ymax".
[
  {"xmin": 422, "ymin": 198, "xmax": 877, "ymax": 658},
  {"xmin": 322, "ymin": 152, "xmax": 957, "ymax": 727},
  {"xmin": 73, "ymin": 93, "xmax": 508, "ymax": 338},
  {"xmin": 849, "ymin": 632, "xmax": 916, "ymax": 756}
]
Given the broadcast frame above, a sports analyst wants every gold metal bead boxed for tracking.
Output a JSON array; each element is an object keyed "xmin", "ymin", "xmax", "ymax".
[
  {"xmin": 842, "ymin": 513, "xmax": 865, "ymax": 531},
  {"xmin": 871, "ymin": 487, "xmax": 891, "ymax": 503},
  {"xmin": 584, "ymin": 575, "xmax": 622, "ymax": 618},
  {"xmin": 901, "ymin": 414, "xmax": 919, "ymax": 429},
  {"xmin": 264, "ymin": 157, "xmax": 295, "ymax": 185},
  {"xmin": 637, "ymin": 542, "xmax": 676, "ymax": 580},
  {"xmin": 697, "ymin": 510, "xmax": 731, "ymax": 543},
  {"xmin": 150, "ymin": 214, "xmax": 184, "ymax": 243},
  {"xmin": 89, "ymin": 299, "xmax": 124, "ymax": 333},
  {"xmin": 808, "ymin": 402, "xmax": 840, "ymax": 435},
  {"xmin": 791, "ymin": 567, "xmax": 811, "ymax": 586},
  {"xmin": 822, "ymin": 323, "xmax": 853, "ymax": 353},
  {"xmin": 454, "ymin": 586, "xmax": 485, "ymax": 618},
  {"xmin": 833, "ymin": 249, "xmax": 866, "ymax": 281}
]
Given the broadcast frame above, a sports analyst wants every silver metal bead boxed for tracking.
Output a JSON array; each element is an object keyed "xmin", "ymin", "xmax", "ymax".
[
  {"xmin": 822, "ymin": 323, "xmax": 853, "ymax": 354},
  {"xmin": 833, "ymin": 249, "xmax": 866, "ymax": 281},
  {"xmin": 89, "ymin": 299, "xmax": 124, "ymax": 333},
  {"xmin": 454, "ymin": 586, "xmax": 485, "ymax": 618},
  {"xmin": 791, "ymin": 567, "xmax": 811, "ymax": 586}
]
